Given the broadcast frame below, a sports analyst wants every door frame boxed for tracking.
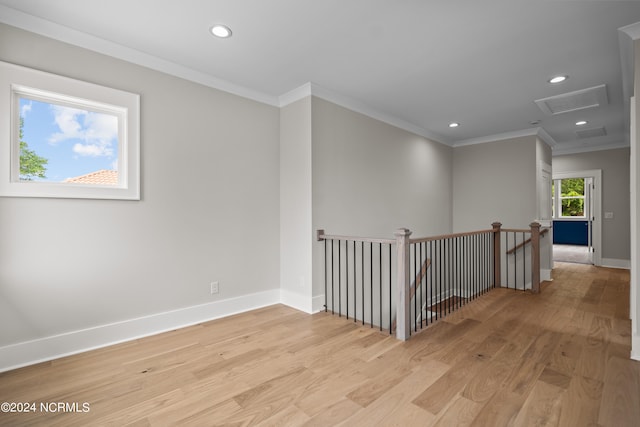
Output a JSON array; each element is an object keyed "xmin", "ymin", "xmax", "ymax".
[{"xmin": 552, "ymin": 169, "xmax": 602, "ymax": 266}]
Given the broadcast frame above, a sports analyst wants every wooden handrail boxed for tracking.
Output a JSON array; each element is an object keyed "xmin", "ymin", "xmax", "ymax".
[
  {"xmin": 505, "ymin": 228, "xmax": 549, "ymax": 255},
  {"xmin": 318, "ymin": 228, "xmax": 497, "ymax": 245},
  {"xmin": 316, "ymin": 230, "xmax": 395, "ymax": 245},
  {"xmin": 410, "ymin": 229, "xmax": 494, "ymax": 244}
]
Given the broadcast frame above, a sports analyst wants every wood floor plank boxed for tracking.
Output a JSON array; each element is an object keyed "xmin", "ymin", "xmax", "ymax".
[
  {"xmin": 557, "ymin": 374, "xmax": 603, "ymax": 427},
  {"xmin": 512, "ymin": 380, "xmax": 565, "ymax": 426},
  {"xmin": 598, "ymin": 356, "xmax": 640, "ymax": 427},
  {"xmin": 431, "ymin": 395, "xmax": 485, "ymax": 427}
]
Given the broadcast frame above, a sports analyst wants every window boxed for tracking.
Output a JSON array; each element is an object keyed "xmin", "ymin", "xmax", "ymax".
[
  {"xmin": 0, "ymin": 61, "xmax": 139, "ymax": 200},
  {"xmin": 552, "ymin": 178, "xmax": 585, "ymax": 218}
]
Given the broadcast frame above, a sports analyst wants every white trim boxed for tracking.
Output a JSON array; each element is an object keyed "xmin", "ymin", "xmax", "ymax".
[
  {"xmin": 631, "ymin": 95, "xmax": 638, "ymax": 363},
  {"xmin": 278, "ymin": 82, "xmax": 313, "ymax": 107},
  {"xmin": 280, "ymin": 289, "xmax": 313, "ymax": 314},
  {"xmin": 279, "ymin": 82, "xmax": 449, "ymax": 146},
  {"xmin": 601, "ymin": 258, "xmax": 631, "ymax": 270},
  {"xmin": 619, "ymin": 22, "xmax": 640, "ymax": 41},
  {"xmin": 0, "ymin": 5, "xmax": 279, "ymax": 107},
  {"xmin": 553, "ymin": 170, "xmax": 603, "ymax": 267},
  {"xmin": 0, "ymin": 60, "xmax": 140, "ymax": 200},
  {"xmin": 0, "ymin": 289, "xmax": 281, "ymax": 373},
  {"xmin": 280, "ymin": 292, "xmax": 327, "ymax": 314},
  {"xmin": 541, "ymin": 269, "xmax": 552, "ymax": 282},
  {"xmin": 552, "ymin": 140, "xmax": 630, "ymax": 157},
  {"xmin": 632, "ymin": 334, "xmax": 640, "ymax": 361},
  {"xmin": 453, "ymin": 127, "xmax": 557, "ymax": 148},
  {"xmin": 312, "ymin": 294, "xmax": 325, "ymax": 313}
]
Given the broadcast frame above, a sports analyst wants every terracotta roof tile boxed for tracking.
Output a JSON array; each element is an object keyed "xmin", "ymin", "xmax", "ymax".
[{"xmin": 64, "ymin": 170, "xmax": 118, "ymax": 185}]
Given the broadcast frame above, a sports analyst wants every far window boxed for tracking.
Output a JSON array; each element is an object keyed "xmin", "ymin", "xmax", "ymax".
[
  {"xmin": 552, "ymin": 178, "xmax": 585, "ymax": 218},
  {"xmin": 0, "ymin": 60, "xmax": 139, "ymax": 200}
]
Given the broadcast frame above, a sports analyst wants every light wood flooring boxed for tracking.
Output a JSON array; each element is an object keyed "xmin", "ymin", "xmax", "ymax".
[{"xmin": 0, "ymin": 262, "xmax": 638, "ymax": 426}]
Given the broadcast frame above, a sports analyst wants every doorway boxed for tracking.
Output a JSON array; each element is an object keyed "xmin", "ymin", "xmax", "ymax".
[{"xmin": 552, "ymin": 170, "xmax": 602, "ymax": 266}]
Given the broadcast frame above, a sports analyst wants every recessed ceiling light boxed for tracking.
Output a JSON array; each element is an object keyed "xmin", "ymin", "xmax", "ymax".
[
  {"xmin": 576, "ymin": 120, "xmax": 588, "ymax": 126},
  {"xmin": 548, "ymin": 75, "xmax": 568, "ymax": 84},
  {"xmin": 449, "ymin": 122, "xmax": 459, "ymax": 128},
  {"xmin": 210, "ymin": 24, "xmax": 232, "ymax": 38}
]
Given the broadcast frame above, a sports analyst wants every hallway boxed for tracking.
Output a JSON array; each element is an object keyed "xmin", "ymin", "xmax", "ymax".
[{"xmin": 554, "ymin": 244, "xmax": 592, "ymax": 264}]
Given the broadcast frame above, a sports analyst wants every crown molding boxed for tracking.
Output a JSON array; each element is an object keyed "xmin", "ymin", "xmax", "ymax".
[
  {"xmin": 551, "ymin": 140, "xmax": 630, "ymax": 157},
  {"xmin": 620, "ymin": 21, "xmax": 640, "ymax": 41},
  {"xmin": 0, "ymin": 5, "xmax": 280, "ymax": 107},
  {"xmin": 278, "ymin": 82, "xmax": 313, "ymax": 107},
  {"xmin": 453, "ymin": 127, "xmax": 557, "ymax": 148},
  {"xmin": 280, "ymin": 82, "xmax": 450, "ymax": 146}
]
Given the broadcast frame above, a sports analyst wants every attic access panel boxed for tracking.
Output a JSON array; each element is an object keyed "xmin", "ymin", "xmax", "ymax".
[{"xmin": 535, "ymin": 84, "xmax": 608, "ymax": 115}]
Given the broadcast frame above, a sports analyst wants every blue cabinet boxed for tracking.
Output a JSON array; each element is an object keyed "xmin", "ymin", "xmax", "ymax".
[{"xmin": 553, "ymin": 220, "xmax": 589, "ymax": 245}]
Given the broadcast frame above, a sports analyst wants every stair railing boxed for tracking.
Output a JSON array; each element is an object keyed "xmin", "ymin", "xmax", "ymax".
[{"xmin": 317, "ymin": 221, "xmax": 544, "ymax": 341}]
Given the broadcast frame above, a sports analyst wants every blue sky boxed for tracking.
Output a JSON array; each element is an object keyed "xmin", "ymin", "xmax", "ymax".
[{"xmin": 19, "ymin": 97, "xmax": 119, "ymax": 182}]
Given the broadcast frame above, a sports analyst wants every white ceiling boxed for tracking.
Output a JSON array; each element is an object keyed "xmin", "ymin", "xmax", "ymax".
[{"xmin": 2, "ymin": 0, "xmax": 640, "ymax": 154}]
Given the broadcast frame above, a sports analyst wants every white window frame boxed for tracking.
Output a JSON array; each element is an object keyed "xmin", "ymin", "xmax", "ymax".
[
  {"xmin": 552, "ymin": 177, "xmax": 587, "ymax": 219},
  {"xmin": 0, "ymin": 61, "xmax": 140, "ymax": 200}
]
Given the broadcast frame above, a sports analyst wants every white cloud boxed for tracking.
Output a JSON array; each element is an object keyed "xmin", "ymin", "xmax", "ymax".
[
  {"xmin": 20, "ymin": 101, "xmax": 32, "ymax": 118},
  {"xmin": 48, "ymin": 105, "xmax": 118, "ymax": 157},
  {"xmin": 72, "ymin": 142, "xmax": 113, "ymax": 157}
]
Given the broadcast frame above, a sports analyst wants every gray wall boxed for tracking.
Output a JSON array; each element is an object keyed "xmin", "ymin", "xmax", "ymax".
[
  {"xmin": 0, "ymin": 24, "xmax": 281, "ymax": 346},
  {"xmin": 453, "ymin": 136, "xmax": 538, "ymax": 231},
  {"xmin": 311, "ymin": 97, "xmax": 453, "ymax": 297},
  {"xmin": 553, "ymin": 147, "xmax": 631, "ymax": 262}
]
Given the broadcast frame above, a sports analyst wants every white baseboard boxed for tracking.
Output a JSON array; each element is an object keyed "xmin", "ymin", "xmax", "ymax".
[
  {"xmin": 632, "ymin": 334, "xmax": 640, "ymax": 362},
  {"xmin": 280, "ymin": 289, "xmax": 314, "ymax": 314},
  {"xmin": 0, "ymin": 289, "xmax": 280, "ymax": 373},
  {"xmin": 312, "ymin": 294, "xmax": 325, "ymax": 313},
  {"xmin": 601, "ymin": 258, "xmax": 631, "ymax": 269},
  {"xmin": 541, "ymin": 269, "xmax": 552, "ymax": 281}
]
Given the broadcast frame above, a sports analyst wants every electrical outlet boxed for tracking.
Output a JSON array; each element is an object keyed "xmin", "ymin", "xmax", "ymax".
[
  {"xmin": 210, "ymin": 281, "xmax": 219, "ymax": 294},
  {"xmin": 604, "ymin": 212, "xmax": 614, "ymax": 219}
]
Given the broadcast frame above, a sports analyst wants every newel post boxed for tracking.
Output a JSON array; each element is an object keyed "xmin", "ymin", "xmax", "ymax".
[
  {"xmin": 394, "ymin": 228, "xmax": 412, "ymax": 341},
  {"xmin": 492, "ymin": 222, "xmax": 502, "ymax": 288},
  {"xmin": 530, "ymin": 222, "xmax": 541, "ymax": 293}
]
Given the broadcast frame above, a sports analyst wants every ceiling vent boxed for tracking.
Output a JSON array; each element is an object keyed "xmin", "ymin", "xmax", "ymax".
[
  {"xmin": 576, "ymin": 126, "xmax": 607, "ymax": 139},
  {"xmin": 535, "ymin": 84, "xmax": 608, "ymax": 115}
]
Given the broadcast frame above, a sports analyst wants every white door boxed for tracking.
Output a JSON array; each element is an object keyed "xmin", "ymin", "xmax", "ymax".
[
  {"xmin": 585, "ymin": 177, "xmax": 594, "ymax": 264},
  {"xmin": 539, "ymin": 162, "xmax": 552, "ymax": 221}
]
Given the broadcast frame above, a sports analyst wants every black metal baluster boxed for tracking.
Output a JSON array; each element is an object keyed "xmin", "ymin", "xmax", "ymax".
[
  {"xmin": 438, "ymin": 239, "xmax": 442, "ymax": 320},
  {"xmin": 420, "ymin": 242, "xmax": 424, "ymax": 329},
  {"xmin": 346, "ymin": 240, "xmax": 349, "ymax": 319},
  {"xmin": 480, "ymin": 234, "xmax": 487, "ymax": 294},
  {"xmin": 331, "ymin": 240, "xmax": 335, "ymax": 314},
  {"xmin": 338, "ymin": 240, "xmax": 342, "ymax": 317},
  {"xmin": 389, "ymin": 244, "xmax": 392, "ymax": 335},
  {"xmin": 361, "ymin": 241, "xmax": 365, "ymax": 326},
  {"xmin": 429, "ymin": 240, "xmax": 434, "ymax": 325},
  {"xmin": 379, "ymin": 243, "xmax": 382, "ymax": 332},
  {"xmin": 514, "ymin": 232, "xmax": 517, "ymax": 291},
  {"xmin": 505, "ymin": 233, "xmax": 509, "ymax": 290},
  {"xmin": 324, "ymin": 239, "xmax": 328, "ymax": 312},
  {"xmin": 416, "ymin": 244, "xmax": 418, "ymax": 332},
  {"xmin": 370, "ymin": 242, "xmax": 373, "ymax": 328},
  {"xmin": 520, "ymin": 233, "xmax": 524, "ymax": 290},
  {"xmin": 354, "ymin": 241, "xmax": 357, "ymax": 323}
]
